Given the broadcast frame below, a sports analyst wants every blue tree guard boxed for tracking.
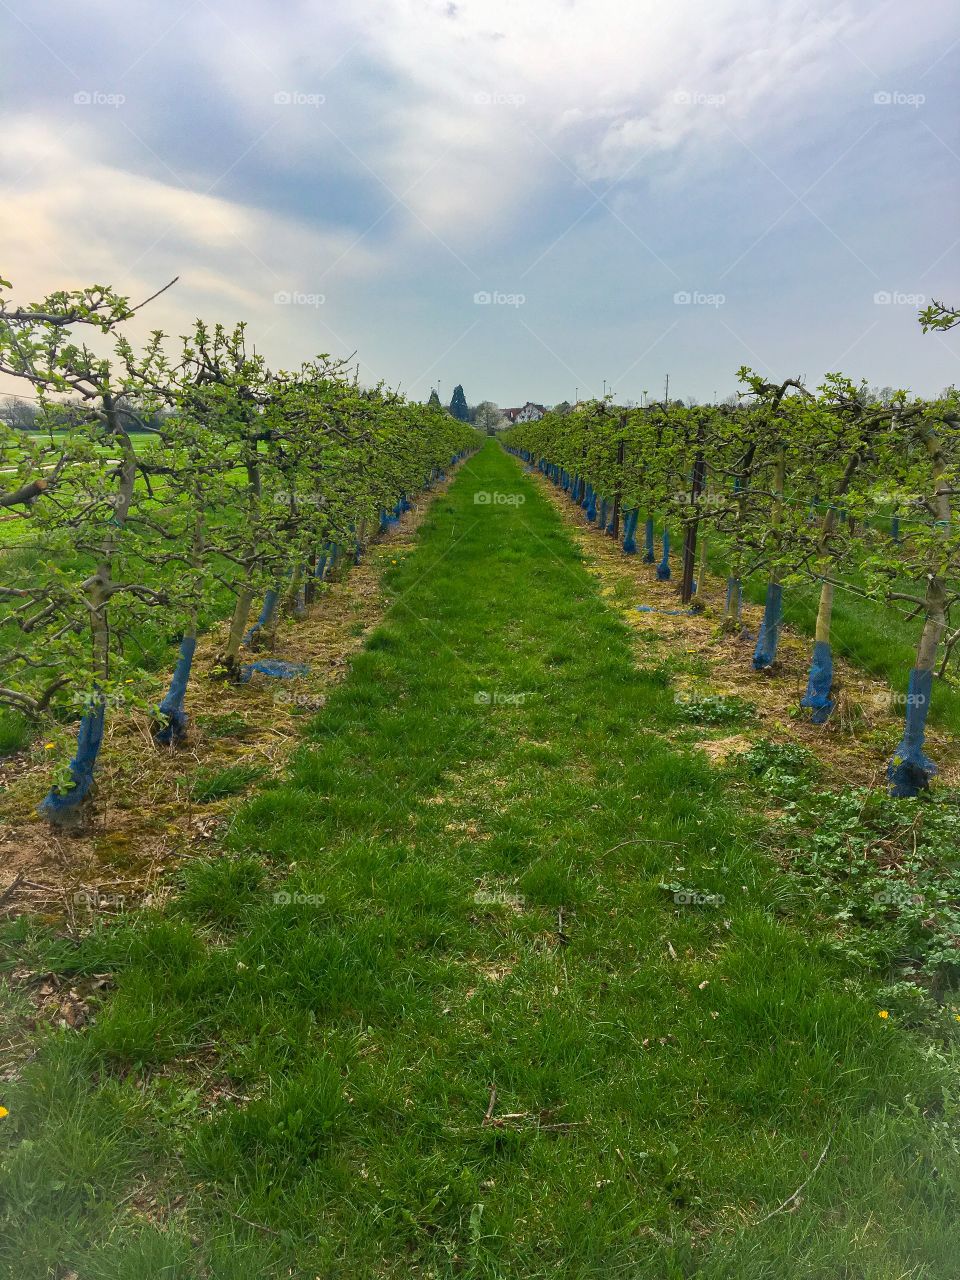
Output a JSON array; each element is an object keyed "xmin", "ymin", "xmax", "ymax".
[
  {"xmin": 643, "ymin": 517, "xmax": 655, "ymax": 563},
  {"xmin": 39, "ymin": 699, "xmax": 106, "ymax": 824},
  {"xmin": 753, "ymin": 582, "xmax": 783, "ymax": 669},
  {"xmin": 800, "ymin": 638, "xmax": 834, "ymax": 723},
  {"xmin": 244, "ymin": 588, "xmax": 279, "ymax": 647},
  {"xmin": 155, "ymin": 634, "xmax": 197, "ymax": 744},
  {"xmin": 656, "ymin": 529, "xmax": 671, "ymax": 580},
  {"xmin": 585, "ymin": 484, "xmax": 597, "ymax": 522},
  {"xmin": 622, "ymin": 508, "xmax": 639, "ymax": 555},
  {"xmin": 598, "ymin": 498, "xmax": 608, "ymax": 530},
  {"xmin": 889, "ymin": 668, "xmax": 937, "ymax": 797}
]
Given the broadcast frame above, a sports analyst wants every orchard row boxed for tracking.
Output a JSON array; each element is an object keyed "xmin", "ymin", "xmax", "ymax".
[
  {"xmin": 502, "ymin": 370, "xmax": 960, "ymax": 798},
  {"xmin": 0, "ymin": 276, "xmax": 477, "ymax": 824}
]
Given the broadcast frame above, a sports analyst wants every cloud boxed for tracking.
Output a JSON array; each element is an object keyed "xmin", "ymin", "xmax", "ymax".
[{"xmin": 0, "ymin": 0, "xmax": 957, "ymax": 401}]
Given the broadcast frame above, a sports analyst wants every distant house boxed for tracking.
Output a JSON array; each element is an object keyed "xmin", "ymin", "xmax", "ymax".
[{"xmin": 502, "ymin": 402, "xmax": 547, "ymax": 424}]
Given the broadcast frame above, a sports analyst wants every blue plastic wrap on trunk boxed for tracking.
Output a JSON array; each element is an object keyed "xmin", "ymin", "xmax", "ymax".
[
  {"xmin": 656, "ymin": 530, "xmax": 671, "ymax": 580},
  {"xmin": 598, "ymin": 498, "xmax": 608, "ymax": 530},
  {"xmin": 752, "ymin": 582, "xmax": 783, "ymax": 669},
  {"xmin": 800, "ymin": 638, "xmax": 834, "ymax": 723},
  {"xmin": 888, "ymin": 668, "xmax": 938, "ymax": 796},
  {"xmin": 243, "ymin": 587, "xmax": 279, "ymax": 646},
  {"xmin": 643, "ymin": 517, "xmax": 655, "ymax": 563},
  {"xmin": 891, "ymin": 516, "xmax": 901, "ymax": 543},
  {"xmin": 586, "ymin": 485, "xmax": 597, "ymax": 521},
  {"xmin": 155, "ymin": 634, "xmax": 197, "ymax": 744},
  {"xmin": 622, "ymin": 508, "xmax": 639, "ymax": 554},
  {"xmin": 39, "ymin": 699, "xmax": 106, "ymax": 823}
]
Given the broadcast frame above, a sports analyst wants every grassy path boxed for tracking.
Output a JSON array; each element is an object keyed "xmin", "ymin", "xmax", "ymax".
[{"xmin": 2, "ymin": 440, "xmax": 956, "ymax": 1279}]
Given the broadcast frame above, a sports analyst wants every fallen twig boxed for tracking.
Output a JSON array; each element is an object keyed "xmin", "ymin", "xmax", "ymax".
[
  {"xmin": 482, "ymin": 1083, "xmax": 497, "ymax": 1126},
  {"xmin": 754, "ymin": 1135, "xmax": 832, "ymax": 1226},
  {"xmin": 0, "ymin": 874, "xmax": 25, "ymax": 909}
]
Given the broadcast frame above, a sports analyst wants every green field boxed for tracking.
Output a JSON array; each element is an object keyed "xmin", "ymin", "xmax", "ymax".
[{"xmin": 1, "ymin": 440, "xmax": 957, "ymax": 1279}]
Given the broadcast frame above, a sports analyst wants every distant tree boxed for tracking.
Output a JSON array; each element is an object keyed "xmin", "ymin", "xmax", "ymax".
[
  {"xmin": 862, "ymin": 386, "xmax": 897, "ymax": 407},
  {"xmin": 473, "ymin": 401, "xmax": 503, "ymax": 434},
  {"xmin": 449, "ymin": 384, "xmax": 470, "ymax": 422},
  {"xmin": 0, "ymin": 395, "xmax": 38, "ymax": 430},
  {"xmin": 427, "ymin": 389, "xmax": 442, "ymax": 409},
  {"xmin": 553, "ymin": 400, "xmax": 572, "ymax": 416}
]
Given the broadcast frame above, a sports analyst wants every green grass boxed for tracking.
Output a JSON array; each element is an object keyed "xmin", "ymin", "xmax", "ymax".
[
  {"xmin": 1, "ymin": 440, "xmax": 958, "ymax": 1278},
  {"xmin": 0, "ymin": 708, "xmax": 33, "ymax": 755},
  {"xmin": 187, "ymin": 763, "xmax": 265, "ymax": 804}
]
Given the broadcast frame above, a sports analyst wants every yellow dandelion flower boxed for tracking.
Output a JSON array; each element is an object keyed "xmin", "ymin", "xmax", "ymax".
[
  {"xmin": 0, "ymin": 1106, "xmax": 8, "ymax": 1119},
  {"xmin": 878, "ymin": 1010, "xmax": 889, "ymax": 1019},
  {"xmin": 44, "ymin": 742, "xmax": 56, "ymax": 750}
]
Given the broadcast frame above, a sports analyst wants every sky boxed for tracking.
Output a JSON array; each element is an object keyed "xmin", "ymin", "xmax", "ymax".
[{"xmin": 1, "ymin": 0, "xmax": 958, "ymax": 407}]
